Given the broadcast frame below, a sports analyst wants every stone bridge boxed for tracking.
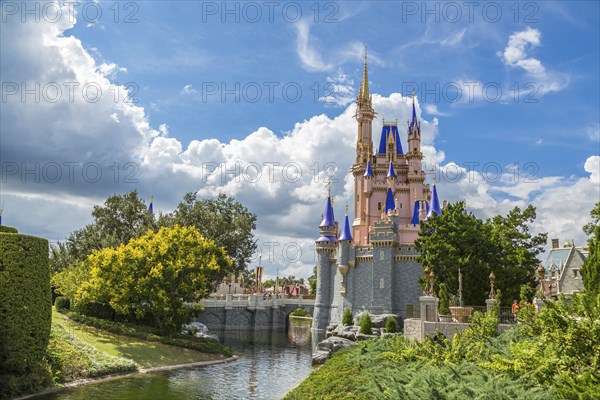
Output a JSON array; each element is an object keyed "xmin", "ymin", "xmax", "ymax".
[{"xmin": 195, "ymin": 294, "xmax": 315, "ymax": 331}]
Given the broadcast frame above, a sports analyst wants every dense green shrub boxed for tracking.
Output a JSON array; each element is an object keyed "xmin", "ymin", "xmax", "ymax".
[
  {"xmin": 0, "ymin": 225, "xmax": 18, "ymax": 234},
  {"xmin": 290, "ymin": 307, "xmax": 310, "ymax": 317},
  {"xmin": 359, "ymin": 312, "xmax": 372, "ymax": 335},
  {"xmin": 438, "ymin": 282, "xmax": 450, "ymax": 315},
  {"xmin": 385, "ymin": 316, "xmax": 397, "ymax": 333},
  {"xmin": 0, "ymin": 230, "xmax": 51, "ymax": 397},
  {"xmin": 342, "ymin": 308, "xmax": 353, "ymax": 326},
  {"xmin": 66, "ymin": 311, "xmax": 233, "ymax": 356},
  {"xmin": 55, "ymin": 297, "xmax": 70, "ymax": 313}
]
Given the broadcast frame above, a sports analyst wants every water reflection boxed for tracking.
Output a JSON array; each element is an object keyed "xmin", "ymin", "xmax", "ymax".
[{"xmin": 34, "ymin": 328, "xmax": 324, "ymax": 400}]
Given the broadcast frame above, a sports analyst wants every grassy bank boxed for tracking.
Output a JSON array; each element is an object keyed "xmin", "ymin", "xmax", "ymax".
[{"xmin": 52, "ymin": 309, "xmax": 229, "ymax": 368}]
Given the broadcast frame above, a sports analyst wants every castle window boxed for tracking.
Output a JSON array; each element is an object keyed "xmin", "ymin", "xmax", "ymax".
[
  {"xmin": 377, "ymin": 202, "xmax": 382, "ymax": 211},
  {"xmin": 573, "ymin": 269, "xmax": 578, "ymax": 278},
  {"xmin": 379, "ymin": 250, "xmax": 384, "ymax": 260}
]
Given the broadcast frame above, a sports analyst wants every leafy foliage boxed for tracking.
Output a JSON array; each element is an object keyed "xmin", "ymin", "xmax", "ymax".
[
  {"xmin": 416, "ymin": 202, "xmax": 546, "ymax": 306},
  {"xmin": 287, "ymin": 295, "xmax": 599, "ymax": 399},
  {"xmin": 342, "ymin": 308, "xmax": 353, "ymax": 326},
  {"xmin": 438, "ymin": 282, "xmax": 450, "ymax": 315},
  {"xmin": 76, "ymin": 225, "xmax": 232, "ymax": 335},
  {"xmin": 0, "ymin": 231, "xmax": 52, "ymax": 396},
  {"xmin": 160, "ymin": 193, "xmax": 257, "ymax": 276},
  {"xmin": 290, "ymin": 307, "xmax": 310, "ymax": 317},
  {"xmin": 49, "ymin": 191, "xmax": 154, "ymax": 276},
  {"xmin": 55, "ymin": 296, "xmax": 70, "ymax": 313}
]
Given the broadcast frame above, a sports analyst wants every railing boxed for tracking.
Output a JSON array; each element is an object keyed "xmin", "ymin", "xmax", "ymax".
[
  {"xmin": 405, "ymin": 303, "xmax": 516, "ymax": 324},
  {"xmin": 201, "ymin": 293, "xmax": 315, "ymax": 309}
]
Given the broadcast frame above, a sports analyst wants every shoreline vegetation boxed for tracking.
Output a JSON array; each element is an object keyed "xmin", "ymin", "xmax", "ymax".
[
  {"xmin": 284, "ymin": 295, "xmax": 600, "ymax": 400},
  {"xmin": 7, "ymin": 308, "xmax": 235, "ymax": 400}
]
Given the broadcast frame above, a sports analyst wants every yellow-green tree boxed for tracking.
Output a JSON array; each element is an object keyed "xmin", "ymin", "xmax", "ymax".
[{"xmin": 76, "ymin": 225, "xmax": 231, "ymax": 335}]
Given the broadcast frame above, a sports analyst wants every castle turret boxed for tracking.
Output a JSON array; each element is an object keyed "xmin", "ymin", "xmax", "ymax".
[{"xmin": 406, "ymin": 93, "xmax": 423, "ymax": 179}]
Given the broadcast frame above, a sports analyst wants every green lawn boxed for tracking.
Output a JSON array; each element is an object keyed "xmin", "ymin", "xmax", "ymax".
[{"xmin": 52, "ymin": 309, "xmax": 223, "ymax": 368}]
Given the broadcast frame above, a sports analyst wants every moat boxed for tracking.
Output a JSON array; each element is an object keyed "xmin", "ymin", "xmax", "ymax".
[{"xmin": 35, "ymin": 325, "xmax": 321, "ymax": 400}]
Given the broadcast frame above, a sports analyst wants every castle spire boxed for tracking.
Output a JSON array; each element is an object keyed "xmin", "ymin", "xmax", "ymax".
[
  {"xmin": 387, "ymin": 162, "xmax": 396, "ymax": 178},
  {"xmin": 339, "ymin": 204, "xmax": 353, "ymax": 241},
  {"xmin": 359, "ymin": 46, "xmax": 369, "ymax": 101},
  {"xmin": 426, "ymin": 183, "xmax": 441, "ymax": 219},
  {"xmin": 385, "ymin": 187, "xmax": 396, "ymax": 213},
  {"xmin": 364, "ymin": 160, "xmax": 374, "ymax": 177}
]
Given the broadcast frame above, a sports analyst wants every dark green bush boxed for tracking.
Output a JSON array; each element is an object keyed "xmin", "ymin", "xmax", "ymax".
[
  {"xmin": 342, "ymin": 308, "xmax": 353, "ymax": 326},
  {"xmin": 55, "ymin": 296, "xmax": 70, "ymax": 313},
  {"xmin": 0, "ymin": 231, "xmax": 51, "ymax": 397},
  {"xmin": 0, "ymin": 225, "xmax": 18, "ymax": 234},
  {"xmin": 359, "ymin": 312, "xmax": 372, "ymax": 335},
  {"xmin": 385, "ymin": 316, "xmax": 397, "ymax": 333},
  {"xmin": 290, "ymin": 307, "xmax": 310, "ymax": 317}
]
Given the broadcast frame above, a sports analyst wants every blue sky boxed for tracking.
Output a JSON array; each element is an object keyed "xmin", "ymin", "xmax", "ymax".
[{"xmin": 1, "ymin": 1, "xmax": 599, "ymax": 278}]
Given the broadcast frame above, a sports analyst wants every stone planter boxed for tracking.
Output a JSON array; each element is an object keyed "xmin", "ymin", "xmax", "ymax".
[
  {"xmin": 438, "ymin": 314, "xmax": 453, "ymax": 322},
  {"xmin": 449, "ymin": 306, "xmax": 473, "ymax": 323}
]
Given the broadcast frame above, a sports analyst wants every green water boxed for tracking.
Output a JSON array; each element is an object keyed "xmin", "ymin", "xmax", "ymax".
[{"xmin": 36, "ymin": 326, "xmax": 321, "ymax": 400}]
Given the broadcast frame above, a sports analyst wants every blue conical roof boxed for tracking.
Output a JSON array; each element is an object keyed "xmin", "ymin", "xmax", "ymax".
[
  {"xmin": 426, "ymin": 184, "xmax": 441, "ymax": 218},
  {"xmin": 319, "ymin": 196, "xmax": 336, "ymax": 227},
  {"xmin": 387, "ymin": 162, "xmax": 396, "ymax": 178},
  {"xmin": 411, "ymin": 200, "xmax": 421, "ymax": 226},
  {"xmin": 378, "ymin": 125, "xmax": 403, "ymax": 155},
  {"xmin": 339, "ymin": 214, "xmax": 353, "ymax": 241},
  {"xmin": 364, "ymin": 160, "xmax": 374, "ymax": 177},
  {"xmin": 385, "ymin": 188, "xmax": 395, "ymax": 213}
]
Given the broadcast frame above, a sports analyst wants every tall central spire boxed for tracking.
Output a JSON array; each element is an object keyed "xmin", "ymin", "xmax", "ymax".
[{"xmin": 359, "ymin": 46, "xmax": 369, "ymax": 101}]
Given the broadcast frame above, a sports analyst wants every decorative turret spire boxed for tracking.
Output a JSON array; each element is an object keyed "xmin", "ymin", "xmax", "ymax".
[
  {"xmin": 364, "ymin": 160, "xmax": 374, "ymax": 177},
  {"xmin": 339, "ymin": 204, "xmax": 353, "ymax": 241},
  {"xmin": 358, "ymin": 46, "xmax": 369, "ymax": 101},
  {"xmin": 387, "ymin": 162, "xmax": 396, "ymax": 178},
  {"xmin": 426, "ymin": 183, "xmax": 441, "ymax": 219},
  {"xmin": 320, "ymin": 189, "xmax": 336, "ymax": 227},
  {"xmin": 385, "ymin": 187, "xmax": 395, "ymax": 213}
]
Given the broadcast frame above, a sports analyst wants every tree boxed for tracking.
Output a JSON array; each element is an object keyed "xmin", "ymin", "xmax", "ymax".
[
  {"xmin": 416, "ymin": 202, "xmax": 495, "ymax": 306},
  {"xmin": 359, "ymin": 312, "xmax": 373, "ymax": 335},
  {"xmin": 416, "ymin": 202, "xmax": 546, "ymax": 306},
  {"xmin": 385, "ymin": 316, "xmax": 398, "ymax": 333},
  {"xmin": 308, "ymin": 265, "xmax": 317, "ymax": 295},
  {"xmin": 488, "ymin": 205, "xmax": 547, "ymax": 305},
  {"xmin": 582, "ymin": 202, "xmax": 600, "ymax": 295},
  {"xmin": 50, "ymin": 191, "xmax": 154, "ymax": 276},
  {"xmin": 262, "ymin": 279, "xmax": 276, "ymax": 288},
  {"xmin": 76, "ymin": 225, "xmax": 232, "ymax": 335},
  {"xmin": 161, "ymin": 193, "xmax": 257, "ymax": 277},
  {"xmin": 342, "ymin": 307, "xmax": 353, "ymax": 326}
]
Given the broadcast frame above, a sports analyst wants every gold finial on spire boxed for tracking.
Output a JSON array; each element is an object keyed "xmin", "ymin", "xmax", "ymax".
[
  {"xmin": 345, "ymin": 202, "xmax": 349, "ymax": 216},
  {"xmin": 325, "ymin": 180, "xmax": 331, "ymax": 198},
  {"xmin": 412, "ymin": 89, "xmax": 415, "ymax": 103},
  {"xmin": 359, "ymin": 45, "xmax": 369, "ymax": 101}
]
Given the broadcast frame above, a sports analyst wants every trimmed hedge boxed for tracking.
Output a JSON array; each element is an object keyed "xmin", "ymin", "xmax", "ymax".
[
  {"xmin": 66, "ymin": 312, "xmax": 234, "ymax": 357},
  {"xmin": 0, "ymin": 225, "xmax": 18, "ymax": 234},
  {"xmin": 0, "ymin": 230, "xmax": 51, "ymax": 395}
]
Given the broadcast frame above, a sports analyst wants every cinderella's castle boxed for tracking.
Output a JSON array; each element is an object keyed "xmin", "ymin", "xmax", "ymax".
[{"xmin": 313, "ymin": 52, "xmax": 443, "ymax": 330}]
